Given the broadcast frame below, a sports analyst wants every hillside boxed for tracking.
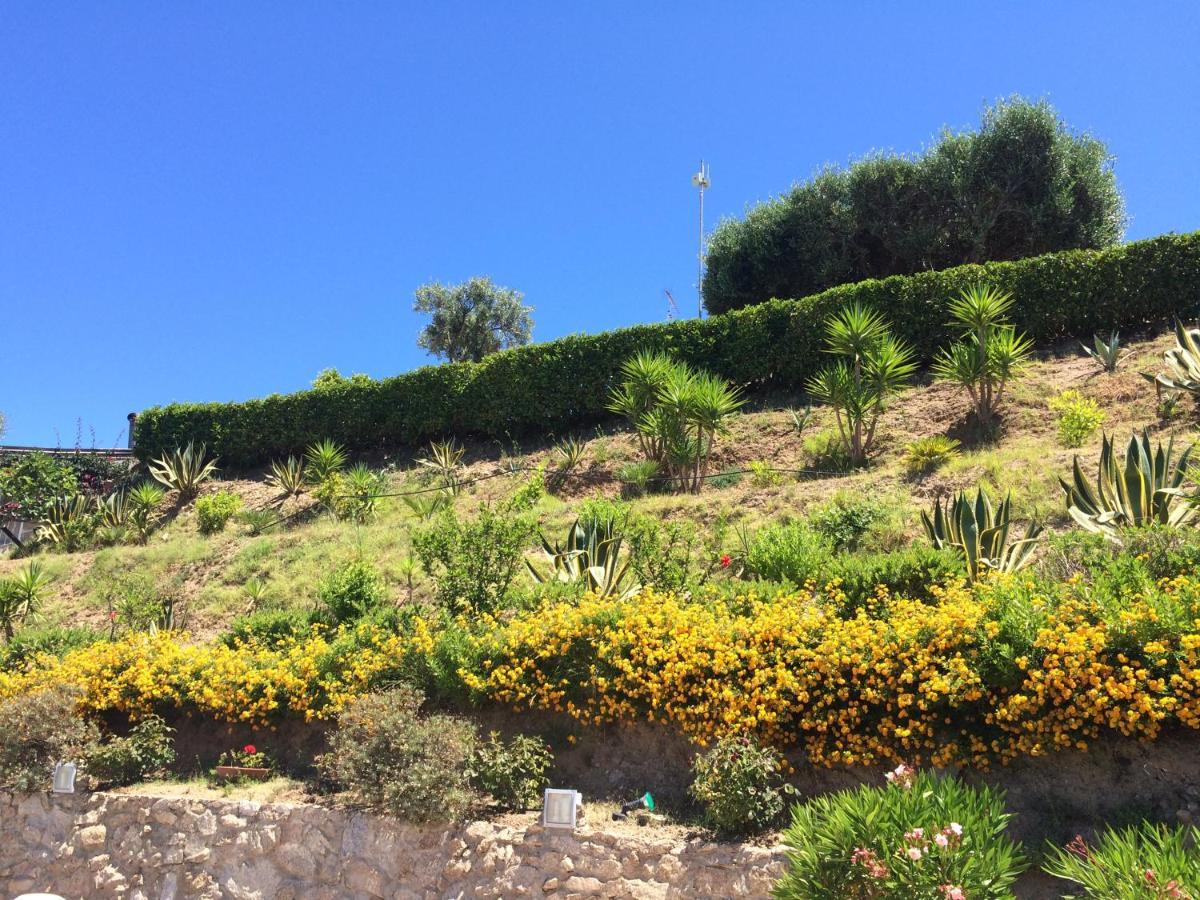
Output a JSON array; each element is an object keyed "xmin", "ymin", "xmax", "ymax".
[{"xmin": 2, "ymin": 323, "xmax": 1188, "ymax": 638}]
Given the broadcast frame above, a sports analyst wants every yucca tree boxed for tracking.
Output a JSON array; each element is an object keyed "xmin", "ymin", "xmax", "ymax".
[
  {"xmin": 933, "ymin": 284, "xmax": 1033, "ymax": 425},
  {"xmin": 149, "ymin": 441, "xmax": 218, "ymax": 499},
  {"xmin": 921, "ymin": 486, "xmax": 1042, "ymax": 582},
  {"xmin": 304, "ymin": 439, "xmax": 348, "ymax": 484},
  {"xmin": 416, "ymin": 439, "xmax": 465, "ymax": 495},
  {"xmin": 1145, "ymin": 320, "xmax": 1200, "ymax": 397},
  {"xmin": 1060, "ymin": 431, "xmax": 1196, "ymax": 541},
  {"xmin": 526, "ymin": 517, "xmax": 638, "ymax": 599},
  {"xmin": 0, "ymin": 560, "xmax": 51, "ymax": 640},
  {"xmin": 807, "ymin": 305, "xmax": 916, "ymax": 467},
  {"xmin": 128, "ymin": 481, "xmax": 166, "ymax": 542},
  {"xmin": 607, "ymin": 351, "xmax": 684, "ymax": 463}
]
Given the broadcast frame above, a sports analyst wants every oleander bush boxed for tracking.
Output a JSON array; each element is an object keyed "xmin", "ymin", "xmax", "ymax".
[
  {"xmin": 133, "ymin": 232, "xmax": 1200, "ymax": 467},
  {"xmin": 774, "ymin": 768, "xmax": 1026, "ymax": 900},
  {"xmin": 1042, "ymin": 822, "xmax": 1200, "ymax": 898}
]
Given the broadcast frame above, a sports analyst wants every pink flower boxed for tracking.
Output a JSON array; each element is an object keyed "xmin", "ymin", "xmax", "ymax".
[
  {"xmin": 906, "ymin": 846, "xmax": 923, "ymax": 861},
  {"xmin": 885, "ymin": 763, "xmax": 915, "ymax": 790},
  {"xmin": 935, "ymin": 833, "xmax": 950, "ymax": 849},
  {"xmin": 948, "ymin": 822, "xmax": 963, "ymax": 836},
  {"xmin": 939, "ymin": 887, "xmax": 966, "ymax": 900}
]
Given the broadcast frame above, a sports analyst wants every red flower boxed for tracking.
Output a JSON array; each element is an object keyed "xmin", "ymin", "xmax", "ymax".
[
  {"xmin": 243, "ymin": 744, "xmax": 257, "ymax": 755},
  {"xmin": 720, "ymin": 554, "xmax": 732, "ymax": 568}
]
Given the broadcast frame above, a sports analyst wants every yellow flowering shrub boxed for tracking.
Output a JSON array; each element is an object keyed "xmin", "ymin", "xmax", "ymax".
[{"xmin": 3, "ymin": 573, "xmax": 1200, "ymax": 770}]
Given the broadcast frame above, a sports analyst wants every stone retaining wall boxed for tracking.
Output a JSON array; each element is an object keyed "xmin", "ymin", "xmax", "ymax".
[{"xmin": 0, "ymin": 791, "xmax": 786, "ymax": 899}]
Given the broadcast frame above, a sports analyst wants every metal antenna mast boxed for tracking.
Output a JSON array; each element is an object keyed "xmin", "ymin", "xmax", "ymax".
[{"xmin": 691, "ymin": 160, "xmax": 710, "ymax": 317}]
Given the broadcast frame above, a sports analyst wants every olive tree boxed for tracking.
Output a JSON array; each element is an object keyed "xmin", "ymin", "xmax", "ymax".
[{"xmin": 413, "ymin": 277, "xmax": 533, "ymax": 364}]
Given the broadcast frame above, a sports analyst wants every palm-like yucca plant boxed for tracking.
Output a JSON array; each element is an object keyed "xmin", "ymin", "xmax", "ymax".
[
  {"xmin": 417, "ymin": 439, "xmax": 465, "ymax": 495},
  {"xmin": 266, "ymin": 456, "xmax": 307, "ymax": 496},
  {"xmin": 1081, "ymin": 331, "xmax": 1126, "ymax": 373},
  {"xmin": 149, "ymin": 441, "xmax": 218, "ymax": 499},
  {"xmin": 337, "ymin": 463, "xmax": 388, "ymax": 523},
  {"xmin": 921, "ymin": 486, "xmax": 1043, "ymax": 582},
  {"xmin": 606, "ymin": 351, "xmax": 680, "ymax": 463},
  {"xmin": 1060, "ymin": 431, "xmax": 1196, "ymax": 541},
  {"xmin": 1145, "ymin": 320, "xmax": 1200, "ymax": 397},
  {"xmin": 402, "ymin": 489, "xmax": 452, "ymax": 521},
  {"xmin": 933, "ymin": 284, "xmax": 1033, "ymax": 425},
  {"xmin": 807, "ymin": 305, "xmax": 916, "ymax": 467},
  {"xmin": 128, "ymin": 481, "xmax": 166, "ymax": 541},
  {"xmin": 305, "ymin": 439, "xmax": 348, "ymax": 483},
  {"xmin": 0, "ymin": 560, "xmax": 51, "ymax": 640},
  {"xmin": 526, "ymin": 518, "xmax": 638, "ymax": 599}
]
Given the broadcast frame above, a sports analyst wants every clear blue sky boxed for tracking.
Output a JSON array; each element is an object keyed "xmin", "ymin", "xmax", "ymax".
[{"xmin": 3, "ymin": 2, "xmax": 1198, "ymax": 447}]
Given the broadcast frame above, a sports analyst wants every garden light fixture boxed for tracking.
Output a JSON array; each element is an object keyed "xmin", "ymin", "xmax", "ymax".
[
  {"xmin": 542, "ymin": 788, "xmax": 582, "ymax": 830},
  {"xmin": 51, "ymin": 761, "xmax": 77, "ymax": 794}
]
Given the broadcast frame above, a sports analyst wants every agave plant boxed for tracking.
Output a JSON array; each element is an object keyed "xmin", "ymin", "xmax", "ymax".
[
  {"xmin": 786, "ymin": 405, "xmax": 813, "ymax": 437},
  {"xmin": 1060, "ymin": 431, "xmax": 1196, "ymax": 541},
  {"xmin": 417, "ymin": 439, "xmax": 465, "ymax": 494},
  {"xmin": 305, "ymin": 439, "xmax": 348, "ymax": 484},
  {"xmin": 96, "ymin": 489, "xmax": 130, "ymax": 528},
  {"xmin": 526, "ymin": 518, "xmax": 639, "ymax": 598},
  {"xmin": 266, "ymin": 456, "xmax": 307, "ymax": 496},
  {"xmin": 921, "ymin": 487, "xmax": 1043, "ymax": 581},
  {"xmin": 1081, "ymin": 331, "xmax": 1126, "ymax": 373},
  {"xmin": 549, "ymin": 436, "xmax": 586, "ymax": 491},
  {"xmin": 0, "ymin": 561, "xmax": 51, "ymax": 640},
  {"xmin": 36, "ymin": 494, "xmax": 94, "ymax": 549},
  {"xmin": 1145, "ymin": 321, "xmax": 1200, "ymax": 397},
  {"xmin": 128, "ymin": 481, "xmax": 166, "ymax": 541},
  {"xmin": 149, "ymin": 441, "xmax": 218, "ymax": 499}
]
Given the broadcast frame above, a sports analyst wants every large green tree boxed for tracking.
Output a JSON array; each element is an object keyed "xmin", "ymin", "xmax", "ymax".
[
  {"xmin": 702, "ymin": 97, "xmax": 1125, "ymax": 315},
  {"xmin": 413, "ymin": 276, "xmax": 533, "ymax": 364}
]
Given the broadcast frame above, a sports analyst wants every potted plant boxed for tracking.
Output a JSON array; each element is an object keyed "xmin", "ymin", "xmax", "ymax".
[{"xmin": 214, "ymin": 744, "xmax": 272, "ymax": 782}]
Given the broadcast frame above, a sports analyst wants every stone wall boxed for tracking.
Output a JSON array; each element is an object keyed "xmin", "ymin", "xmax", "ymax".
[{"xmin": 0, "ymin": 791, "xmax": 786, "ymax": 899}]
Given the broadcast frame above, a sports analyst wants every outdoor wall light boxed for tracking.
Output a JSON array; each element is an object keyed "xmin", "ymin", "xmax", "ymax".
[
  {"xmin": 51, "ymin": 761, "xmax": 77, "ymax": 794},
  {"xmin": 542, "ymin": 788, "xmax": 582, "ymax": 830}
]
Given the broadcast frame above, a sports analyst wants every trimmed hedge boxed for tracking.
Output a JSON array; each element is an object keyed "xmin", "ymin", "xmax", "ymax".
[{"xmin": 136, "ymin": 232, "xmax": 1200, "ymax": 467}]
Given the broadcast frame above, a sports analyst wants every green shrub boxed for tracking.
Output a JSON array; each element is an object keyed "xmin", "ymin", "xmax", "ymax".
[
  {"xmin": 744, "ymin": 523, "xmax": 834, "ymax": 585},
  {"xmin": 689, "ymin": 733, "xmax": 792, "ymax": 837},
  {"xmin": 195, "ymin": 490, "xmax": 243, "ymax": 534},
  {"xmin": 625, "ymin": 514, "xmax": 704, "ymax": 593},
  {"xmin": 1043, "ymin": 823, "xmax": 1200, "ymax": 898},
  {"xmin": 810, "ymin": 494, "xmax": 887, "ymax": 552},
  {"xmin": 1049, "ymin": 389, "xmax": 1106, "ymax": 448},
  {"xmin": 1, "ymin": 625, "xmax": 103, "ymax": 671},
  {"xmin": 413, "ymin": 504, "xmax": 536, "ymax": 615},
  {"xmin": 221, "ymin": 608, "xmax": 312, "ymax": 648},
  {"xmin": 749, "ymin": 460, "xmax": 782, "ymax": 487},
  {"xmin": 317, "ymin": 685, "xmax": 476, "ymax": 822},
  {"xmin": 904, "ymin": 435, "xmax": 961, "ymax": 474},
  {"xmin": 85, "ymin": 715, "xmax": 175, "ymax": 787},
  {"xmin": 98, "ymin": 572, "xmax": 179, "ymax": 634},
  {"xmin": 774, "ymin": 768, "xmax": 1026, "ymax": 899},
  {"xmin": 470, "ymin": 731, "xmax": 553, "ymax": 811},
  {"xmin": 617, "ymin": 460, "xmax": 660, "ymax": 497},
  {"xmin": 0, "ymin": 452, "xmax": 78, "ymax": 523},
  {"xmin": 833, "ymin": 546, "xmax": 964, "ymax": 613},
  {"xmin": 316, "ymin": 560, "xmax": 386, "ymax": 625},
  {"xmin": 0, "ymin": 684, "xmax": 99, "ymax": 792},
  {"xmin": 133, "ymin": 232, "xmax": 1200, "ymax": 468}
]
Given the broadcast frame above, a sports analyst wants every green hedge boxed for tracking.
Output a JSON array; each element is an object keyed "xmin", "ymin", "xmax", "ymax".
[{"xmin": 135, "ymin": 231, "xmax": 1200, "ymax": 467}]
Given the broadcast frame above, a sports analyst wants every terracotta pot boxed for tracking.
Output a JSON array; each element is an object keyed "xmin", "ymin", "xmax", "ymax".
[{"xmin": 214, "ymin": 765, "xmax": 271, "ymax": 782}]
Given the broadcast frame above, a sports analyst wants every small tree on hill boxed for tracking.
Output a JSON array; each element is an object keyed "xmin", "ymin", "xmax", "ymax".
[{"xmin": 413, "ymin": 277, "xmax": 533, "ymax": 364}]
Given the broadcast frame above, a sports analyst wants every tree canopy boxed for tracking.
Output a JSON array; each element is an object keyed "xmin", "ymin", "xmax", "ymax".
[
  {"xmin": 702, "ymin": 97, "xmax": 1125, "ymax": 315},
  {"xmin": 413, "ymin": 277, "xmax": 533, "ymax": 364}
]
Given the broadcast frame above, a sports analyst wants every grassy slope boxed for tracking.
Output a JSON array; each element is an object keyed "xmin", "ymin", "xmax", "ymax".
[{"xmin": 3, "ymin": 326, "xmax": 1192, "ymax": 639}]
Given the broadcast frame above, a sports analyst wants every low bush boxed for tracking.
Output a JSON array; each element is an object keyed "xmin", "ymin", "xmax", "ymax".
[
  {"xmin": 0, "ymin": 452, "xmax": 78, "ymax": 524},
  {"xmin": 1, "ymin": 625, "xmax": 103, "ymax": 671},
  {"xmin": 811, "ymin": 493, "xmax": 889, "ymax": 552},
  {"xmin": 1043, "ymin": 823, "xmax": 1200, "ymax": 898},
  {"xmin": 316, "ymin": 560, "xmax": 386, "ymax": 625},
  {"xmin": 774, "ymin": 768, "xmax": 1026, "ymax": 899},
  {"xmin": 904, "ymin": 435, "xmax": 961, "ymax": 475},
  {"xmin": 195, "ymin": 490, "xmax": 243, "ymax": 534},
  {"xmin": 470, "ymin": 731, "xmax": 553, "ymax": 811},
  {"xmin": 0, "ymin": 684, "xmax": 98, "ymax": 792},
  {"xmin": 689, "ymin": 733, "xmax": 792, "ymax": 837},
  {"xmin": 413, "ymin": 503, "xmax": 536, "ymax": 615},
  {"xmin": 832, "ymin": 545, "xmax": 964, "ymax": 613},
  {"xmin": 133, "ymin": 232, "xmax": 1200, "ymax": 468},
  {"xmin": 1049, "ymin": 389, "xmax": 1105, "ymax": 448},
  {"xmin": 221, "ymin": 608, "xmax": 313, "ymax": 648},
  {"xmin": 85, "ymin": 714, "xmax": 175, "ymax": 787},
  {"xmin": 744, "ymin": 523, "xmax": 833, "ymax": 585},
  {"xmin": 625, "ymin": 513, "xmax": 706, "ymax": 593},
  {"xmin": 317, "ymin": 685, "xmax": 476, "ymax": 822}
]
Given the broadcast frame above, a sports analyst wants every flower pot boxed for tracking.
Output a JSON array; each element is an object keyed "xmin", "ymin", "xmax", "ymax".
[{"xmin": 214, "ymin": 765, "xmax": 271, "ymax": 782}]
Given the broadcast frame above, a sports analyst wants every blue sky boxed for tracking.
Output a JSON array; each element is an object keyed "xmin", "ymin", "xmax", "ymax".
[{"xmin": 2, "ymin": 2, "xmax": 1198, "ymax": 447}]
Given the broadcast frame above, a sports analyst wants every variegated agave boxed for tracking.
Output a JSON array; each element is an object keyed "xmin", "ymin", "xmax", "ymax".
[
  {"xmin": 1145, "ymin": 321, "xmax": 1200, "ymax": 397},
  {"xmin": 921, "ymin": 486, "xmax": 1042, "ymax": 582},
  {"xmin": 526, "ymin": 517, "xmax": 639, "ymax": 599},
  {"xmin": 1060, "ymin": 431, "xmax": 1196, "ymax": 541}
]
